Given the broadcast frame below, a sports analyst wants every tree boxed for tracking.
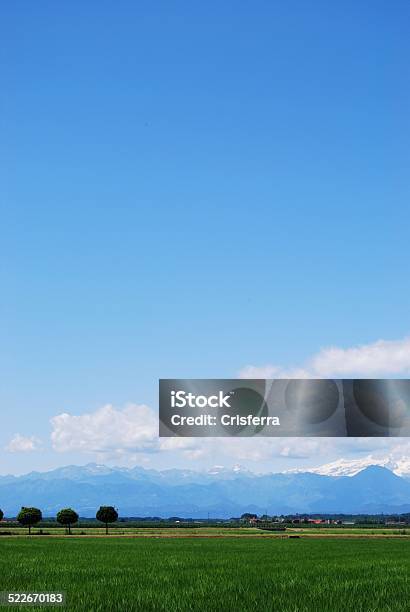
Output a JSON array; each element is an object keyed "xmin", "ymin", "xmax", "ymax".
[
  {"xmin": 241, "ymin": 513, "xmax": 257, "ymax": 521},
  {"xmin": 56, "ymin": 508, "xmax": 79, "ymax": 535},
  {"xmin": 0, "ymin": 508, "xmax": 3, "ymax": 522},
  {"xmin": 17, "ymin": 507, "xmax": 42, "ymax": 535},
  {"xmin": 96, "ymin": 506, "xmax": 118, "ymax": 535}
]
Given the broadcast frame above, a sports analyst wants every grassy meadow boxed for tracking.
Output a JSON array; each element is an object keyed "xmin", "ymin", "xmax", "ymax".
[
  {"xmin": 0, "ymin": 537, "xmax": 409, "ymax": 611},
  {"xmin": 2, "ymin": 525, "xmax": 410, "ymax": 537}
]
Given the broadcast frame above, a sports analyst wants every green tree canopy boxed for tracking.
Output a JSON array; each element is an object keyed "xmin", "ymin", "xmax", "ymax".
[
  {"xmin": 241, "ymin": 513, "xmax": 257, "ymax": 520},
  {"xmin": 56, "ymin": 508, "xmax": 79, "ymax": 534},
  {"xmin": 96, "ymin": 506, "xmax": 118, "ymax": 534},
  {"xmin": 0, "ymin": 508, "xmax": 3, "ymax": 521},
  {"xmin": 17, "ymin": 507, "xmax": 42, "ymax": 534}
]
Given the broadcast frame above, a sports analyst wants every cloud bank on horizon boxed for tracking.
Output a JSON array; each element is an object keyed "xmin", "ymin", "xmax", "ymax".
[
  {"xmin": 239, "ymin": 336, "xmax": 410, "ymax": 379},
  {"xmin": 3, "ymin": 336, "xmax": 410, "ymax": 474}
]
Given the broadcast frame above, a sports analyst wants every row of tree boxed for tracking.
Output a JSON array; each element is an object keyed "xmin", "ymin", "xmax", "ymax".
[{"xmin": 0, "ymin": 506, "xmax": 118, "ymax": 535}]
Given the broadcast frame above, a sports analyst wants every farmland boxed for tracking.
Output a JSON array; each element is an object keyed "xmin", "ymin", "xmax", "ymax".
[
  {"xmin": 0, "ymin": 537, "xmax": 409, "ymax": 611},
  {"xmin": 1, "ymin": 525, "xmax": 410, "ymax": 537}
]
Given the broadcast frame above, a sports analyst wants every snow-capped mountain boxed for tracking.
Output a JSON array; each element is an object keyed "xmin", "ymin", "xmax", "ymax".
[
  {"xmin": 0, "ymin": 462, "xmax": 409, "ymax": 517},
  {"xmin": 287, "ymin": 455, "xmax": 410, "ymax": 478}
]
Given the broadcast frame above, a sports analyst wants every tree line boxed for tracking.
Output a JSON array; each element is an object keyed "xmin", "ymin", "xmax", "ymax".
[{"xmin": 0, "ymin": 506, "xmax": 118, "ymax": 535}]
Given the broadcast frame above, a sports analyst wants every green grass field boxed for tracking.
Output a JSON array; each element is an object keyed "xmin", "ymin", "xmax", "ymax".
[
  {"xmin": 0, "ymin": 537, "xmax": 409, "ymax": 611},
  {"xmin": 2, "ymin": 526, "xmax": 410, "ymax": 537}
]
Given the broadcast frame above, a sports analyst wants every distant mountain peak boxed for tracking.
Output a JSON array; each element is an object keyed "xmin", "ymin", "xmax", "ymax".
[
  {"xmin": 353, "ymin": 465, "xmax": 401, "ymax": 480},
  {"xmin": 286, "ymin": 455, "xmax": 410, "ymax": 478}
]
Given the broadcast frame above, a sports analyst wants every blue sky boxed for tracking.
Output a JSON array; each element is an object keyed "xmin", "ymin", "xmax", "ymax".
[{"xmin": 1, "ymin": 1, "xmax": 410, "ymax": 475}]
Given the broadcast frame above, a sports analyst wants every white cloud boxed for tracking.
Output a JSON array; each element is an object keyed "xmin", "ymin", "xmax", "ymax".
[
  {"xmin": 5, "ymin": 434, "xmax": 42, "ymax": 453},
  {"xmin": 49, "ymin": 402, "xmax": 332, "ymax": 465},
  {"xmin": 50, "ymin": 404, "xmax": 211, "ymax": 464},
  {"xmin": 47, "ymin": 402, "xmax": 410, "ymax": 471},
  {"xmin": 239, "ymin": 336, "xmax": 410, "ymax": 379},
  {"xmin": 46, "ymin": 336, "xmax": 410, "ymax": 473},
  {"xmin": 50, "ymin": 404, "xmax": 206, "ymax": 460},
  {"xmin": 216, "ymin": 437, "xmax": 334, "ymax": 462},
  {"xmin": 50, "ymin": 404, "xmax": 158, "ymax": 456}
]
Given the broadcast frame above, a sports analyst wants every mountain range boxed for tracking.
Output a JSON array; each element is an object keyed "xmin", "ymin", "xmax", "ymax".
[
  {"xmin": 286, "ymin": 455, "xmax": 410, "ymax": 478},
  {"xmin": 1, "ymin": 462, "xmax": 410, "ymax": 518}
]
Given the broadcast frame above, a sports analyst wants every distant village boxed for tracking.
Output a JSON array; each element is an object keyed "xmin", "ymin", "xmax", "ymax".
[{"xmin": 239, "ymin": 513, "xmax": 409, "ymax": 528}]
